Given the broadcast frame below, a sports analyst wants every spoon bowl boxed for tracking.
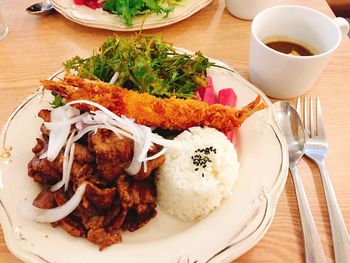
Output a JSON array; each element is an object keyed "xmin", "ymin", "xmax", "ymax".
[
  {"xmin": 26, "ymin": 0, "xmax": 54, "ymax": 15},
  {"xmin": 274, "ymin": 101, "xmax": 305, "ymax": 163}
]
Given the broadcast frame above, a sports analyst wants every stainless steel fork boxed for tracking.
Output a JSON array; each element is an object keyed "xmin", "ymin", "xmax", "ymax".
[{"xmin": 297, "ymin": 97, "xmax": 350, "ymax": 263}]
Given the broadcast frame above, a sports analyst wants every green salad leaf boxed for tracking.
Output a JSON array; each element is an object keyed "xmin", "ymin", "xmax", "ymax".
[
  {"xmin": 102, "ymin": 0, "xmax": 181, "ymax": 27},
  {"xmin": 50, "ymin": 95, "xmax": 64, "ymax": 108},
  {"xmin": 64, "ymin": 34, "xmax": 215, "ymax": 99}
]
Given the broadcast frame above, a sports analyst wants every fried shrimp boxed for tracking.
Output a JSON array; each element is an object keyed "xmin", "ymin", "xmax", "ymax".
[{"xmin": 42, "ymin": 76, "xmax": 266, "ymax": 132}]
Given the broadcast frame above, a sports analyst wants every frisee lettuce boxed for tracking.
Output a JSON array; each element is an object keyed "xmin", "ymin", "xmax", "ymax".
[
  {"xmin": 103, "ymin": 0, "xmax": 181, "ymax": 27},
  {"xmin": 64, "ymin": 34, "xmax": 214, "ymax": 99}
]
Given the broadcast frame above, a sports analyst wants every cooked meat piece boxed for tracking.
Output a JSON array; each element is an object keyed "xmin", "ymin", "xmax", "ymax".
[
  {"xmin": 33, "ymin": 187, "xmax": 56, "ymax": 209},
  {"xmin": 134, "ymin": 155, "xmax": 165, "ymax": 180},
  {"xmin": 28, "ymin": 157, "xmax": 61, "ymax": 185},
  {"xmin": 84, "ymin": 183, "xmax": 116, "ymax": 209},
  {"xmin": 71, "ymin": 163, "xmax": 95, "ymax": 188},
  {"xmin": 40, "ymin": 123, "xmax": 50, "ymax": 136},
  {"xmin": 50, "ymin": 153, "xmax": 94, "ymax": 188},
  {"xmin": 88, "ymin": 129, "xmax": 133, "ymax": 181},
  {"xmin": 53, "ymin": 190, "xmax": 68, "ymax": 206},
  {"xmin": 87, "ymin": 228, "xmax": 122, "ymax": 251},
  {"xmin": 82, "ymin": 215, "xmax": 104, "ymax": 230},
  {"xmin": 37, "ymin": 109, "xmax": 52, "ymax": 136},
  {"xmin": 59, "ymin": 217, "xmax": 86, "ymax": 237},
  {"xmin": 86, "ymin": 173, "xmax": 110, "ymax": 188},
  {"xmin": 73, "ymin": 143, "xmax": 95, "ymax": 164},
  {"xmin": 115, "ymin": 174, "xmax": 157, "ymax": 232},
  {"xmin": 122, "ymin": 204, "xmax": 157, "ymax": 232},
  {"xmin": 107, "ymin": 208, "xmax": 127, "ymax": 231},
  {"xmin": 120, "ymin": 177, "xmax": 157, "ymax": 232},
  {"xmin": 50, "ymin": 189, "xmax": 87, "ymax": 237},
  {"xmin": 42, "ymin": 76, "xmax": 266, "ymax": 132},
  {"xmin": 134, "ymin": 203, "xmax": 152, "ymax": 215},
  {"xmin": 116, "ymin": 174, "xmax": 133, "ymax": 209},
  {"xmin": 50, "ymin": 143, "xmax": 94, "ymax": 173},
  {"xmin": 116, "ymin": 174, "xmax": 156, "ymax": 210},
  {"xmin": 49, "ymin": 149, "xmax": 64, "ymax": 173},
  {"xmin": 32, "ymin": 138, "xmax": 46, "ymax": 156},
  {"xmin": 131, "ymin": 180, "xmax": 156, "ymax": 212},
  {"xmin": 103, "ymin": 199, "xmax": 121, "ymax": 227},
  {"xmin": 38, "ymin": 109, "xmax": 51, "ymax": 122},
  {"xmin": 72, "ymin": 198, "xmax": 101, "ymax": 222}
]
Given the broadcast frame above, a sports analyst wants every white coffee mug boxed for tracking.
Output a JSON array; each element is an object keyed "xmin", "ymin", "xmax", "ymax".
[
  {"xmin": 249, "ymin": 5, "xmax": 349, "ymax": 99},
  {"xmin": 225, "ymin": 0, "xmax": 276, "ymax": 20}
]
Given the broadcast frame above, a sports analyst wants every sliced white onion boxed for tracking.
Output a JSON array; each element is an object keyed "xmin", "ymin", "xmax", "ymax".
[
  {"xmin": 151, "ymin": 133, "xmax": 182, "ymax": 149},
  {"xmin": 137, "ymin": 126, "xmax": 153, "ymax": 162},
  {"xmin": 63, "ymin": 107, "xmax": 80, "ymax": 120},
  {"xmin": 66, "ymin": 100, "xmax": 123, "ymax": 122},
  {"xmin": 125, "ymin": 139, "xmax": 143, "ymax": 175},
  {"xmin": 143, "ymin": 147, "xmax": 168, "ymax": 162},
  {"xmin": 39, "ymin": 151, "xmax": 48, "ymax": 160},
  {"xmin": 51, "ymin": 178, "xmax": 64, "ymax": 192},
  {"xmin": 75, "ymin": 120, "xmax": 84, "ymax": 131},
  {"xmin": 109, "ymin": 72, "xmax": 119, "ymax": 84},
  {"xmin": 64, "ymin": 143, "xmax": 75, "ymax": 191},
  {"xmin": 73, "ymin": 124, "xmax": 132, "ymax": 142},
  {"xmin": 124, "ymin": 117, "xmax": 143, "ymax": 175},
  {"xmin": 46, "ymin": 124, "xmax": 70, "ymax": 162},
  {"xmin": 143, "ymin": 161, "xmax": 147, "ymax": 173},
  {"xmin": 44, "ymin": 113, "xmax": 88, "ymax": 130},
  {"xmin": 51, "ymin": 130, "xmax": 76, "ymax": 192},
  {"xmin": 46, "ymin": 106, "xmax": 80, "ymax": 161},
  {"xmin": 20, "ymin": 183, "xmax": 87, "ymax": 223}
]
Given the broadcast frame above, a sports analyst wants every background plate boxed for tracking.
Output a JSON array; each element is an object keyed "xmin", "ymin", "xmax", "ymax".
[
  {"xmin": 51, "ymin": 0, "xmax": 213, "ymax": 31},
  {"xmin": 0, "ymin": 55, "xmax": 288, "ymax": 263}
]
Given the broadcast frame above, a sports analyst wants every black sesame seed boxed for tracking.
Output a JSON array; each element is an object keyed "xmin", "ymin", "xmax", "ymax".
[{"xmin": 191, "ymin": 148, "xmax": 216, "ymax": 171}]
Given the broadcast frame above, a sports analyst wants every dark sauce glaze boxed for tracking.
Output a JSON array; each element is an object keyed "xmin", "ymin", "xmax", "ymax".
[{"xmin": 265, "ymin": 41, "xmax": 314, "ymax": 56}]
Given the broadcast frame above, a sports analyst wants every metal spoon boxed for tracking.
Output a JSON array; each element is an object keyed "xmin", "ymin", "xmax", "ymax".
[
  {"xmin": 274, "ymin": 101, "xmax": 327, "ymax": 263},
  {"xmin": 26, "ymin": 0, "xmax": 54, "ymax": 15}
]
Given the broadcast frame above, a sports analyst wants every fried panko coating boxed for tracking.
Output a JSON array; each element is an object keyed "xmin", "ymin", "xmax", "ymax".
[{"xmin": 42, "ymin": 76, "xmax": 266, "ymax": 132}]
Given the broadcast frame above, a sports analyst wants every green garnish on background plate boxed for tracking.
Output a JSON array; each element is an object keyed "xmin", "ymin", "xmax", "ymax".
[
  {"xmin": 64, "ymin": 34, "xmax": 214, "ymax": 99},
  {"xmin": 103, "ymin": 0, "xmax": 182, "ymax": 27}
]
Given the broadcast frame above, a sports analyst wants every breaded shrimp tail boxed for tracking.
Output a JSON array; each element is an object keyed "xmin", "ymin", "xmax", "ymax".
[{"xmin": 42, "ymin": 76, "xmax": 266, "ymax": 132}]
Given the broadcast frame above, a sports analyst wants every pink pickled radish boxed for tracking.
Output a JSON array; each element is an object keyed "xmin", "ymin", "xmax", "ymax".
[{"xmin": 218, "ymin": 88, "xmax": 237, "ymax": 107}]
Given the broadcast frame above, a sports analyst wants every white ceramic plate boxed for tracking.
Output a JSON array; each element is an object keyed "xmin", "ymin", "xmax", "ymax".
[
  {"xmin": 0, "ymin": 55, "xmax": 288, "ymax": 263},
  {"xmin": 51, "ymin": 0, "xmax": 213, "ymax": 31}
]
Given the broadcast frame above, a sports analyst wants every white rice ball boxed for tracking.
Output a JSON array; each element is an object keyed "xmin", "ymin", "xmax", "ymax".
[{"xmin": 156, "ymin": 127, "xmax": 239, "ymax": 221}]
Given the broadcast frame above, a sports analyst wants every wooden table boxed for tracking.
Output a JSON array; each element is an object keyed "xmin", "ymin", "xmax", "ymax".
[{"xmin": 0, "ymin": 0, "xmax": 349, "ymax": 262}]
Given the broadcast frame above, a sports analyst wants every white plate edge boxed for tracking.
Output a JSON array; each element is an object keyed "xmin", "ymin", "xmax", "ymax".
[{"xmin": 51, "ymin": 0, "xmax": 214, "ymax": 31}]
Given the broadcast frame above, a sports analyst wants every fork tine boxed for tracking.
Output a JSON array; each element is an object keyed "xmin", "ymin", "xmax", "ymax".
[
  {"xmin": 316, "ymin": 97, "xmax": 326, "ymax": 138},
  {"xmin": 309, "ymin": 97, "xmax": 315, "ymax": 137},
  {"xmin": 303, "ymin": 97, "xmax": 310, "ymax": 137},
  {"xmin": 296, "ymin": 97, "xmax": 301, "ymax": 115}
]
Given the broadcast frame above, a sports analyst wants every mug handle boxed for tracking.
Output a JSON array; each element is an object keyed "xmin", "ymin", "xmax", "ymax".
[{"xmin": 333, "ymin": 17, "xmax": 350, "ymax": 39}]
